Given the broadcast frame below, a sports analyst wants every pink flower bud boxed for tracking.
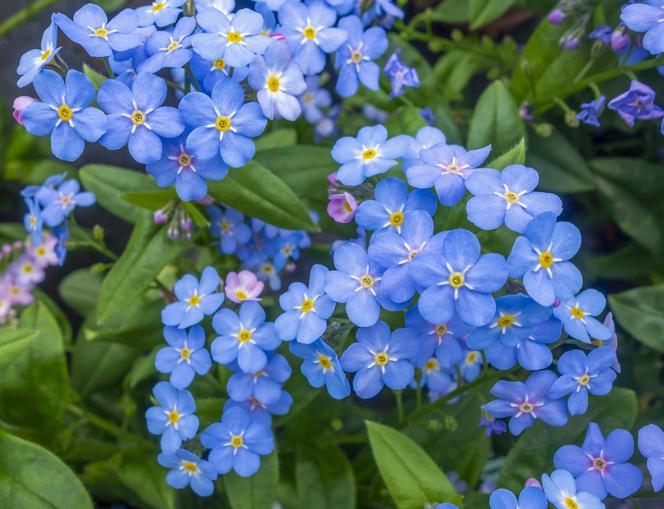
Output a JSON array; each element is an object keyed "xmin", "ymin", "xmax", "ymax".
[
  {"xmin": 547, "ymin": 8, "xmax": 566, "ymax": 25},
  {"xmin": 270, "ymin": 32, "xmax": 287, "ymax": 42},
  {"xmin": 196, "ymin": 194, "xmax": 214, "ymax": 206},
  {"xmin": 327, "ymin": 192, "xmax": 357, "ymax": 224},
  {"xmin": 153, "ymin": 209, "xmax": 168, "ymax": 225},
  {"xmin": 12, "ymin": 96, "xmax": 37, "ymax": 125},
  {"xmin": 611, "ymin": 28, "xmax": 630, "ymax": 53},
  {"xmin": 525, "ymin": 477, "xmax": 542, "ymax": 488}
]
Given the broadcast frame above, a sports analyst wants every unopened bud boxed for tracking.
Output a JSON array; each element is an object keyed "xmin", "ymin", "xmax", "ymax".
[
  {"xmin": 547, "ymin": 8, "xmax": 566, "ymax": 25},
  {"xmin": 153, "ymin": 209, "xmax": 168, "ymax": 225},
  {"xmin": 12, "ymin": 96, "xmax": 37, "ymax": 125}
]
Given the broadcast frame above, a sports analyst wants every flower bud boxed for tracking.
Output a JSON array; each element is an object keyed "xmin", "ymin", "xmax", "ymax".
[
  {"xmin": 153, "ymin": 209, "xmax": 168, "ymax": 225},
  {"xmin": 611, "ymin": 27, "xmax": 630, "ymax": 53},
  {"xmin": 12, "ymin": 96, "xmax": 36, "ymax": 125},
  {"xmin": 525, "ymin": 477, "xmax": 542, "ymax": 488},
  {"xmin": 547, "ymin": 8, "xmax": 566, "ymax": 25}
]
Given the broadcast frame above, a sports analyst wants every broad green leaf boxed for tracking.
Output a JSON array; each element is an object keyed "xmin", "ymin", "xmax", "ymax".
[
  {"xmin": 182, "ymin": 201, "xmax": 209, "ymax": 227},
  {"xmin": 610, "ymin": 286, "xmax": 664, "ymax": 352},
  {"xmin": 97, "ymin": 216, "xmax": 188, "ymax": 323},
  {"xmin": 527, "ymin": 128, "xmax": 593, "ymax": 193},
  {"xmin": 498, "ymin": 388, "xmax": 637, "ymax": 491},
  {"xmin": 225, "ymin": 451, "xmax": 279, "ymax": 509},
  {"xmin": 255, "ymin": 128, "xmax": 297, "ymax": 151},
  {"xmin": 87, "ymin": 297, "xmax": 165, "ymax": 349},
  {"xmin": 487, "ymin": 137, "xmax": 526, "ymax": 170},
  {"xmin": 467, "ymin": 81, "xmax": 524, "ymax": 157},
  {"xmin": 83, "ymin": 63, "xmax": 107, "ymax": 89},
  {"xmin": 432, "ymin": 0, "xmax": 470, "ymax": 23},
  {"xmin": 59, "ymin": 269, "xmax": 102, "ymax": 317},
  {"xmin": 296, "ymin": 444, "xmax": 356, "ymax": 509},
  {"xmin": 0, "ymin": 303, "xmax": 68, "ymax": 433},
  {"xmin": 469, "ymin": 0, "xmax": 516, "ymax": 29},
  {"xmin": 591, "ymin": 158, "xmax": 664, "ymax": 254},
  {"xmin": 432, "ymin": 51, "xmax": 485, "ymax": 101},
  {"xmin": 208, "ymin": 162, "xmax": 319, "ymax": 232},
  {"xmin": 0, "ymin": 222, "xmax": 27, "ymax": 242},
  {"xmin": 80, "ymin": 164, "xmax": 155, "ymax": 223},
  {"xmin": 385, "ymin": 106, "xmax": 427, "ymax": 137},
  {"xmin": 0, "ymin": 429, "xmax": 93, "ymax": 509},
  {"xmin": 593, "ymin": 243, "xmax": 655, "ymax": 281},
  {"xmin": 4, "ymin": 159, "xmax": 73, "ymax": 185},
  {"xmin": 366, "ymin": 421, "xmax": 460, "ymax": 509},
  {"xmin": 121, "ymin": 190, "xmax": 176, "ymax": 210},
  {"xmin": 0, "ymin": 328, "xmax": 36, "ymax": 370}
]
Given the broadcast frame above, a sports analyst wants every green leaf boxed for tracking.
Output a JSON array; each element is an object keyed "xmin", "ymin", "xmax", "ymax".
[
  {"xmin": 80, "ymin": 164, "xmax": 156, "ymax": 223},
  {"xmin": 121, "ymin": 190, "xmax": 176, "ymax": 210},
  {"xmin": 591, "ymin": 158, "xmax": 664, "ymax": 254},
  {"xmin": 487, "ymin": 137, "xmax": 526, "ymax": 170},
  {"xmin": 527, "ymin": 128, "xmax": 594, "ymax": 193},
  {"xmin": 83, "ymin": 63, "xmax": 107, "ymax": 89},
  {"xmin": 467, "ymin": 81, "xmax": 524, "ymax": 157},
  {"xmin": 0, "ymin": 429, "xmax": 93, "ymax": 509},
  {"xmin": 498, "ymin": 388, "xmax": 638, "ymax": 491},
  {"xmin": 0, "ymin": 223, "xmax": 27, "ymax": 242},
  {"xmin": 96, "ymin": 216, "xmax": 188, "ymax": 323},
  {"xmin": 59, "ymin": 269, "xmax": 102, "ymax": 317},
  {"xmin": 469, "ymin": 0, "xmax": 516, "ymax": 29},
  {"xmin": 432, "ymin": 0, "xmax": 470, "ymax": 23},
  {"xmin": 255, "ymin": 128, "xmax": 297, "ymax": 151},
  {"xmin": 225, "ymin": 451, "xmax": 279, "ymax": 509},
  {"xmin": 610, "ymin": 286, "xmax": 664, "ymax": 352},
  {"xmin": 207, "ymin": 162, "xmax": 319, "ymax": 232},
  {"xmin": 296, "ymin": 444, "xmax": 356, "ymax": 509},
  {"xmin": 182, "ymin": 201, "xmax": 209, "ymax": 227},
  {"xmin": 0, "ymin": 303, "xmax": 68, "ymax": 433},
  {"xmin": 366, "ymin": 421, "xmax": 460, "ymax": 509},
  {"xmin": 432, "ymin": 51, "xmax": 486, "ymax": 101},
  {"xmin": 0, "ymin": 328, "xmax": 36, "ymax": 370},
  {"xmin": 385, "ymin": 106, "xmax": 427, "ymax": 137}
]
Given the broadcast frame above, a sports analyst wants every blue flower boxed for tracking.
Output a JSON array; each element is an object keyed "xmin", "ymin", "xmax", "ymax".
[
  {"xmin": 275, "ymin": 264, "xmax": 335, "ymax": 343},
  {"xmin": 489, "ymin": 487, "xmax": 547, "ymax": 509},
  {"xmin": 224, "ymin": 390, "xmax": 293, "ymax": 425},
  {"xmin": 192, "ymin": 8, "xmax": 270, "ymax": 67},
  {"xmin": 554, "ymin": 422, "xmax": 642, "ymax": 499},
  {"xmin": 17, "ymin": 21, "xmax": 59, "ymax": 88},
  {"xmin": 161, "ymin": 267, "xmax": 224, "ymax": 329},
  {"xmin": 324, "ymin": 242, "xmax": 384, "ymax": 327},
  {"xmin": 211, "ymin": 301, "xmax": 280, "ymax": 373},
  {"xmin": 553, "ymin": 289, "xmax": 612, "ymax": 343},
  {"xmin": 466, "ymin": 165, "xmax": 563, "ymax": 233},
  {"xmin": 207, "ymin": 206, "xmax": 252, "ymax": 253},
  {"xmin": 290, "ymin": 339, "xmax": 350, "ymax": 399},
  {"xmin": 541, "ymin": 470, "xmax": 604, "ymax": 509},
  {"xmin": 147, "ymin": 133, "xmax": 228, "ymax": 201},
  {"xmin": 340, "ymin": 321, "xmax": 417, "ymax": 398},
  {"xmin": 482, "ymin": 370, "xmax": 568, "ymax": 436},
  {"xmin": 412, "ymin": 229, "xmax": 508, "ymax": 327},
  {"xmin": 507, "ymin": 213, "xmax": 583, "ymax": 307},
  {"xmin": 402, "ymin": 126, "xmax": 447, "ymax": 169},
  {"xmin": 54, "ymin": 4, "xmax": 142, "ymax": 57},
  {"xmin": 98, "ymin": 72, "xmax": 185, "ymax": 164},
  {"xmin": 334, "ymin": 15, "xmax": 387, "ymax": 97},
  {"xmin": 331, "ymin": 125, "xmax": 411, "ymax": 186},
  {"xmin": 138, "ymin": 0, "xmax": 187, "ymax": 27},
  {"xmin": 406, "ymin": 142, "xmax": 491, "ymax": 207},
  {"xmin": 35, "ymin": 178, "xmax": 95, "ymax": 227},
  {"xmin": 355, "ymin": 177, "xmax": 437, "ymax": 233},
  {"xmin": 146, "ymin": 382, "xmax": 199, "ymax": 453},
  {"xmin": 621, "ymin": 1, "xmax": 664, "ymax": 55},
  {"xmin": 548, "ymin": 347, "xmax": 617, "ymax": 415},
  {"xmin": 23, "ymin": 198, "xmax": 43, "ymax": 245},
  {"xmin": 278, "ymin": 1, "xmax": 348, "ymax": 75},
  {"xmin": 249, "ymin": 40, "xmax": 306, "ymax": 121},
  {"xmin": 368, "ymin": 210, "xmax": 445, "ymax": 303},
  {"xmin": 157, "ymin": 449, "xmax": 217, "ymax": 496},
  {"xmin": 406, "ymin": 307, "xmax": 471, "ymax": 369},
  {"xmin": 226, "ymin": 353, "xmax": 291, "ymax": 404},
  {"xmin": 608, "ymin": 80, "xmax": 664, "ymax": 127},
  {"xmin": 461, "ymin": 349, "xmax": 483, "ymax": 381},
  {"xmin": 363, "ymin": 0, "xmax": 404, "ymax": 25},
  {"xmin": 22, "ymin": 70, "xmax": 107, "ymax": 162},
  {"xmin": 418, "ymin": 357, "xmax": 454, "ymax": 393},
  {"xmin": 638, "ymin": 424, "xmax": 664, "ymax": 492},
  {"xmin": 299, "ymin": 76, "xmax": 331, "ymax": 123},
  {"xmin": 139, "ymin": 16, "xmax": 196, "ymax": 74},
  {"xmin": 189, "ymin": 53, "xmax": 249, "ymax": 93},
  {"xmin": 577, "ymin": 96, "xmax": 605, "ymax": 127},
  {"xmin": 178, "ymin": 77, "xmax": 267, "ymax": 166},
  {"xmin": 54, "ymin": 222, "xmax": 69, "ymax": 264},
  {"xmin": 156, "ymin": 326, "xmax": 212, "ymax": 389},
  {"xmin": 383, "ymin": 50, "xmax": 419, "ymax": 97},
  {"xmin": 200, "ymin": 406, "xmax": 274, "ymax": 477}
]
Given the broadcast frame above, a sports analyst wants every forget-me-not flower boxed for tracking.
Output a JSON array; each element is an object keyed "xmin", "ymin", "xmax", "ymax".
[
  {"xmin": 208, "ymin": 206, "xmax": 252, "ymax": 254},
  {"xmin": 541, "ymin": 470, "xmax": 604, "ymax": 509},
  {"xmin": 553, "ymin": 289, "xmax": 613, "ymax": 343},
  {"xmin": 139, "ymin": 16, "xmax": 196, "ymax": 74},
  {"xmin": 383, "ymin": 50, "xmax": 419, "ymax": 97},
  {"xmin": 161, "ymin": 266, "xmax": 224, "ymax": 329},
  {"xmin": 155, "ymin": 326, "xmax": 212, "ymax": 389},
  {"xmin": 290, "ymin": 339, "xmax": 351, "ymax": 399},
  {"xmin": 489, "ymin": 487, "xmax": 547, "ymax": 509},
  {"xmin": 157, "ymin": 449, "xmax": 217, "ymax": 496},
  {"xmin": 638, "ymin": 423, "xmax": 664, "ymax": 492},
  {"xmin": 145, "ymin": 381, "xmax": 199, "ymax": 453},
  {"xmin": 35, "ymin": 178, "xmax": 95, "ymax": 227},
  {"xmin": 577, "ymin": 96, "xmax": 606, "ymax": 127},
  {"xmin": 621, "ymin": 1, "xmax": 664, "ymax": 55},
  {"xmin": 226, "ymin": 353, "xmax": 291, "ymax": 404},
  {"xmin": 608, "ymin": 80, "xmax": 664, "ymax": 127},
  {"xmin": 406, "ymin": 307, "xmax": 471, "ymax": 368},
  {"xmin": 138, "ymin": 0, "xmax": 186, "ymax": 27},
  {"xmin": 17, "ymin": 21, "xmax": 60, "ymax": 88}
]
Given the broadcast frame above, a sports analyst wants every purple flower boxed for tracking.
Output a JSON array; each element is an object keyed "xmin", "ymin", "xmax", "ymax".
[
  {"xmin": 225, "ymin": 270, "xmax": 264, "ymax": 303},
  {"xmin": 638, "ymin": 423, "xmax": 664, "ymax": 492},
  {"xmin": 608, "ymin": 80, "xmax": 664, "ymax": 127},
  {"xmin": 547, "ymin": 8, "xmax": 566, "ymax": 25},
  {"xmin": 554, "ymin": 422, "xmax": 643, "ymax": 499},
  {"xmin": 482, "ymin": 370, "xmax": 568, "ymax": 436},
  {"xmin": 576, "ymin": 96, "xmax": 605, "ymax": 127},
  {"xmin": 327, "ymin": 192, "xmax": 357, "ymax": 223},
  {"xmin": 161, "ymin": 267, "xmax": 224, "ymax": 329},
  {"xmin": 611, "ymin": 26, "xmax": 631, "ymax": 52},
  {"xmin": 480, "ymin": 415, "xmax": 507, "ymax": 437},
  {"xmin": 383, "ymin": 50, "xmax": 419, "ymax": 97}
]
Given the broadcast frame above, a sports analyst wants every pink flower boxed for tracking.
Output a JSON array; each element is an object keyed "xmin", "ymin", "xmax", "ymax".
[
  {"xmin": 1, "ymin": 275, "xmax": 34, "ymax": 307},
  {"xmin": 327, "ymin": 192, "xmax": 357, "ymax": 224},
  {"xmin": 27, "ymin": 234, "xmax": 59, "ymax": 268},
  {"xmin": 270, "ymin": 32, "xmax": 287, "ymax": 42},
  {"xmin": 326, "ymin": 172, "xmax": 338, "ymax": 193},
  {"xmin": 525, "ymin": 477, "xmax": 542, "ymax": 488},
  {"xmin": 12, "ymin": 96, "xmax": 37, "ymax": 125},
  {"xmin": 547, "ymin": 8, "xmax": 565, "ymax": 25},
  {"xmin": 225, "ymin": 270, "xmax": 264, "ymax": 303}
]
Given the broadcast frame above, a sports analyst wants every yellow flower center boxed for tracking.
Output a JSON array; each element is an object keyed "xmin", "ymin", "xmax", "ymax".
[
  {"xmin": 300, "ymin": 298, "xmax": 315, "ymax": 313},
  {"xmin": 389, "ymin": 211, "xmax": 404, "ymax": 227},
  {"xmin": 181, "ymin": 460, "xmax": 200, "ymax": 474},
  {"xmin": 215, "ymin": 115, "xmax": 231, "ymax": 132},
  {"xmin": 592, "ymin": 457, "xmax": 606, "ymax": 470},
  {"xmin": 234, "ymin": 289, "xmax": 248, "ymax": 301},
  {"xmin": 166, "ymin": 40, "xmax": 180, "ymax": 52},
  {"xmin": 361, "ymin": 148, "xmax": 377, "ymax": 160},
  {"xmin": 131, "ymin": 110, "xmax": 146, "ymax": 125},
  {"xmin": 151, "ymin": 1, "xmax": 166, "ymax": 13},
  {"xmin": 303, "ymin": 26, "xmax": 316, "ymax": 39},
  {"xmin": 317, "ymin": 354, "xmax": 332, "ymax": 370},
  {"xmin": 519, "ymin": 402, "xmax": 533, "ymax": 413},
  {"xmin": 578, "ymin": 373, "xmax": 590, "ymax": 386},
  {"xmin": 230, "ymin": 435, "xmax": 244, "ymax": 448},
  {"xmin": 466, "ymin": 351, "xmax": 478, "ymax": 363},
  {"xmin": 497, "ymin": 314, "xmax": 516, "ymax": 329},
  {"xmin": 343, "ymin": 200, "xmax": 354, "ymax": 213},
  {"xmin": 227, "ymin": 31, "xmax": 243, "ymax": 43},
  {"xmin": 180, "ymin": 346, "xmax": 191, "ymax": 361},
  {"xmin": 448, "ymin": 272, "xmax": 464, "ymax": 288},
  {"xmin": 237, "ymin": 329, "xmax": 252, "ymax": 343},
  {"xmin": 35, "ymin": 247, "xmax": 46, "ymax": 256},
  {"xmin": 187, "ymin": 294, "xmax": 201, "ymax": 307},
  {"xmin": 303, "ymin": 92, "xmax": 313, "ymax": 103},
  {"xmin": 564, "ymin": 497, "xmax": 579, "ymax": 509},
  {"xmin": 359, "ymin": 275, "xmax": 375, "ymax": 288},
  {"xmin": 22, "ymin": 264, "xmax": 33, "ymax": 274},
  {"xmin": 29, "ymin": 215, "xmax": 37, "ymax": 226},
  {"xmin": 539, "ymin": 251, "xmax": 554, "ymax": 268},
  {"xmin": 351, "ymin": 49, "xmax": 362, "ymax": 63},
  {"xmin": 267, "ymin": 75, "xmax": 280, "ymax": 92},
  {"xmin": 178, "ymin": 153, "xmax": 192, "ymax": 167},
  {"xmin": 58, "ymin": 104, "xmax": 73, "ymax": 122},
  {"xmin": 167, "ymin": 409, "xmax": 180, "ymax": 425},
  {"xmin": 424, "ymin": 358, "xmax": 438, "ymax": 372},
  {"xmin": 435, "ymin": 324, "xmax": 448, "ymax": 336},
  {"xmin": 94, "ymin": 27, "xmax": 109, "ymax": 37},
  {"xmin": 374, "ymin": 352, "xmax": 389, "ymax": 366},
  {"xmin": 505, "ymin": 191, "xmax": 520, "ymax": 204},
  {"xmin": 571, "ymin": 306, "xmax": 585, "ymax": 320},
  {"xmin": 213, "ymin": 58, "xmax": 226, "ymax": 70},
  {"xmin": 40, "ymin": 48, "xmax": 52, "ymax": 62},
  {"xmin": 220, "ymin": 220, "xmax": 232, "ymax": 233},
  {"xmin": 445, "ymin": 162, "xmax": 462, "ymax": 174},
  {"xmin": 261, "ymin": 264, "xmax": 274, "ymax": 274}
]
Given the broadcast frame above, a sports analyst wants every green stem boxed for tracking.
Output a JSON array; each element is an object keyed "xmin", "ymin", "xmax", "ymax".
[
  {"xmin": 165, "ymin": 79, "xmax": 186, "ymax": 93},
  {"xmin": 186, "ymin": 64, "xmax": 201, "ymax": 92},
  {"xmin": 0, "ymin": 0, "xmax": 58, "ymax": 37},
  {"xmin": 395, "ymin": 390, "xmax": 404, "ymax": 424},
  {"xmin": 103, "ymin": 58, "xmax": 115, "ymax": 79}
]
